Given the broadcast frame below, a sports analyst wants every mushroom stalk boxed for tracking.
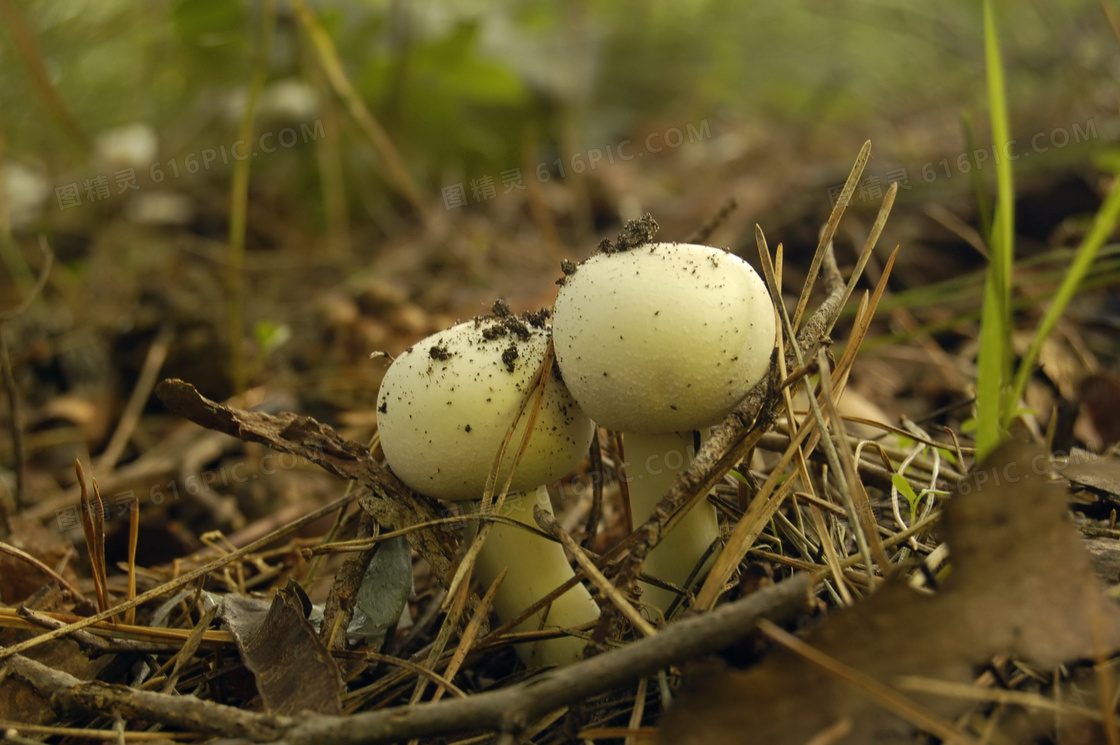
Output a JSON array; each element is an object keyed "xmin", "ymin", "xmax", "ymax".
[
  {"xmin": 470, "ymin": 486, "xmax": 600, "ymax": 668},
  {"xmin": 622, "ymin": 430, "xmax": 719, "ymax": 616}
]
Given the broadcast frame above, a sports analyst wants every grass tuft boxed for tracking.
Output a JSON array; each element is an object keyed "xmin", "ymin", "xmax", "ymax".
[{"xmin": 974, "ymin": 0, "xmax": 1015, "ymax": 461}]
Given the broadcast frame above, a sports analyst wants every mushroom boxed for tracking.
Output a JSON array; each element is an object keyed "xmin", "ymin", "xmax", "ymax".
[
  {"xmin": 551, "ymin": 240, "xmax": 776, "ymax": 615},
  {"xmin": 376, "ymin": 309, "xmax": 599, "ymax": 667}
]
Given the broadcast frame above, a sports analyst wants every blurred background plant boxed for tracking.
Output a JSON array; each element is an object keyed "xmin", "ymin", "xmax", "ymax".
[
  {"xmin": 2, "ymin": 0, "xmax": 1113, "ymax": 235},
  {"xmin": 1, "ymin": 0, "xmax": 1118, "ymax": 460}
]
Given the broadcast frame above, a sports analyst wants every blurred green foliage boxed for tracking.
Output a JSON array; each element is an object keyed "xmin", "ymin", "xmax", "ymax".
[{"xmin": 0, "ymin": 0, "xmax": 1113, "ymax": 225}]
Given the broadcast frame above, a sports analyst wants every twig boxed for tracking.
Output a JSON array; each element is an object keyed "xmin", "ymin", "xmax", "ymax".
[
  {"xmin": 17, "ymin": 607, "xmax": 175, "ymax": 656},
  {"xmin": 580, "ymin": 430, "xmax": 604, "ymax": 551},
  {"xmin": 0, "ymin": 331, "xmax": 23, "ymax": 523},
  {"xmin": 97, "ymin": 324, "xmax": 174, "ymax": 471},
  {"xmin": 0, "ymin": 3, "xmax": 89, "ymax": 151},
  {"xmin": 320, "ymin": 509, "xmax": 379, "ymax": 652},
  {"xmin": 125, "ymin": 497, "xmax": 139, "ymax": 626},
  {"xmin": 76, "ymin": 462, "xmax": 112, "ymax": 619},
  {"xmin": 291, "ymin": 0, "xmax": 433, "ymax": 228},
  {"xmin": 227, "ymin": 0, "xmax": 276, "ymax": 396},
  {"xmin": 0, "ymin": 237, "xmax": 53, "ymax": 321},
  {"xmin": 430, "ymin": 569, "xmax": 505, "ymax": 704},
  {"xmin": 791, "ymin": 140, "xmax": 871, "ymax": 333},
  {"xmin": 684, "ymin": 197, "xmax": 738, "ymax": 244},
  {"xmin": 0, "ymin": 542, "xmax": 84, "ymax": 598},
  {"xmin": 275, "ymin": 574, "xmax": 811, "ymax": 745},
  {"xmin": 3, "ymin": 652, "xmax": 291, "ymax": 740},
  {"xmin": 4, "ymin": 575, "xmax": 808, "ymax": 744}
]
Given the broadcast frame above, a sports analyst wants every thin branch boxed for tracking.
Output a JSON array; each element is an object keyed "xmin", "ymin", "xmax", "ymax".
[
  {"xmin": 276, "ymin": 574, "xmax": 811, "ymax": 745},
  {"xmin": 3, "ymin": 652, "xmax": 291, "ymax": 740},
  {"xmin": 0, "ymin": 542, "xmax": 84, "ymax": 599},
  {"xmin": 96, "ymin": 323, "xmax": 174, "ymax": 470}
]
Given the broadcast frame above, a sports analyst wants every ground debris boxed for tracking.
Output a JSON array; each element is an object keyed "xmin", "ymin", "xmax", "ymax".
[
  {"xmin": 659, "ymin": 441, "xmax": 1120, "ymax": 744},
  {"xmin": 224, "ymin": 579, "xmax": 343, "ymax": 716}
]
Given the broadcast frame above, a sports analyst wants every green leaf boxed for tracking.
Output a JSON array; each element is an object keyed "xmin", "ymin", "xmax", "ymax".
[
  {"xmin": 252, "ymin": 320, "xmax": 291, "ymax": 356},
  {"xmin": 891, "ymin": 474, "xmax": 920, "ymax": 508}
]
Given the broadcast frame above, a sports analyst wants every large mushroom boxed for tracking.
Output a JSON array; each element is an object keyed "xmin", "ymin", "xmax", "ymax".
[
  {"xmin": 551, "ymin": 238, "xmax": 777, "ymax": 615},
  {"xmin": 376, "ymin": 307, "xmax": 599, "ymax": 667}
]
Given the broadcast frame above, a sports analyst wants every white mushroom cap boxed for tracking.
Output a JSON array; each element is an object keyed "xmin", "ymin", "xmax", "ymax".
[
  {"xmin": 552, "ymin": 242, "xmax": 776, "ymax": 433},
  {"xmin": 376, "ymin": 313, "xmax": 594, "ymax": 501}
]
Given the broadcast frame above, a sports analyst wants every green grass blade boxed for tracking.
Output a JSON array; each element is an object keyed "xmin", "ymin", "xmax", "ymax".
[
  {"xmin": 961, "ymin": 111, "xmax": 993, "ymax": 243},
  {"xmin": 974, "ymin": 0, "xmax": 1015, "ymax": 461},
  {"xmin": 1005, "ymin": 172, "xmax": 1120, "ymax": 423}
]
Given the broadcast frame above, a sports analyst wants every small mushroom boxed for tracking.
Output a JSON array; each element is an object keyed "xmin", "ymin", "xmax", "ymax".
[
  {"xmin": 376, "ymin": 315, "xmax": 599, "ymax": 667},
  {"xmin": 551, "ymin": 241, "xmax": 777, "ymax": 615}
]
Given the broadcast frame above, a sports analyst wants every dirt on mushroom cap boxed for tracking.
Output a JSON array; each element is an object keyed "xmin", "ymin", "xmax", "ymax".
[{"xmin": 375, "ymin": 313, "xmax": 593, "ymax": 501}]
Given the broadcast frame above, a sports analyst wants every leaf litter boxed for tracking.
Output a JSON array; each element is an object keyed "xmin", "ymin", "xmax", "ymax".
[
  {"xmin": 659, "ymin": 441, "xmax": 1120, "ymax": 745},
  {"xmin": 2, "ymin": 139, "xmax": 1120, "ymax": 745}
]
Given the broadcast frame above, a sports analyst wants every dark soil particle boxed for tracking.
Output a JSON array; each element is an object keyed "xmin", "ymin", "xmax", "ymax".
[
  {"xmin": 561, "ymin": 214, "xmax": 661, "ymax": 285},
  {"xmin": 478, "ymin": 304, "xmax": 544, "ymax": 341},
  {"xmin": 599, "ymin": 213, "xmax": 659, "ymax": 255},
  {"xmin": 491, "ymin": 298, "xmax": 513, "ymax": 317},
  {"xmin": 524, "ymin": 308, "xmax": 550, "ymax": 328},
  {"xmin": 501, "ymin": 344, "xmax": 519, "ymax": 372},
  {"xmin": 429, "ymin": 344, "xmax": 452, "ymax": 361},
  {"xmin": 481, "ymin": 324, "xmax": 507, "ymax": 341}
]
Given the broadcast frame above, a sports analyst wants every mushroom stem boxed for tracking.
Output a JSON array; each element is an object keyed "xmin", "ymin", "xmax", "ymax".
[
  {"xmin": 622, "ymin": 430, "xmax": 720, "ymax": 617},
  {"xmin": 470, "ymin": 486, "xmax": 601, "ymax": 668}
]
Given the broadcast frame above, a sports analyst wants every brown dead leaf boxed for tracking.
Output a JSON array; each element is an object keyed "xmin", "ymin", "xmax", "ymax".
[
  {"xmin": 223, "ymin": 579, "xmax": 343, "ymax": 716},
  {"xmin": 658, "ymin": 441, "xmax": 1120, "ymax": 744},
  {"xmin": 1079, "ymin": 372, "xmax": 1120, "ymax": 447},
  {"xmin": 1060, "ymin": 449, "xmax": 1120, "ymax": 501}
]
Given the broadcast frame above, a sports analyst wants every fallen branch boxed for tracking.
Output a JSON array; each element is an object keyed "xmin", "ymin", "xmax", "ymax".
[
  {"xmin": 3, "ymin": 574, "xmax": 808, "ymax": 743},
  {"xmin": 278, "ymin": 574, "xmax": 811, "ymax": 745},
  {"xmin": 4, "ymin": 652, "xmax": 292, "ymax": 740}
]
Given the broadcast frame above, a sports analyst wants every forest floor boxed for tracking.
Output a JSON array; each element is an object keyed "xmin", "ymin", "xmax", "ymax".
[{"xmin": 2, "ymin": 105, "xmax": 1120, "ymax": 744}]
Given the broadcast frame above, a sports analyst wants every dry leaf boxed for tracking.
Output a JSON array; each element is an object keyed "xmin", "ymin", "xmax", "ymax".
[
  {"xmin": 658, "ymin": 442, "xmax": 1120, "ymax": 744},
  {"xmin": 1078, "ymin": 373, "xmax": 1120, "ymax": 447},
  {"xmin": 223, "ymin": 579, "xmax": 343, "ymax": 716},
  {"xmin": 1060, "ymin": 449, "xmax": 1120, "ymax": 502}
]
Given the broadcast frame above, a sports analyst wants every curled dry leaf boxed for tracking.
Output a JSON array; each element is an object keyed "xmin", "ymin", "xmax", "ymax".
[
  {"xmin": 658, "ymin": 441, "xmax": 1120, "ymax": 744},
  {"xmin": 223, "ymin": 579, "xmax": 343, "ymax": 716}
]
